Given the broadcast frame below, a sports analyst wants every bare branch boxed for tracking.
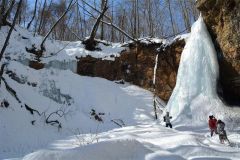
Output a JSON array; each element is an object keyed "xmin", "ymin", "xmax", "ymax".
[
  {"xmin": 0, "ymin": 0, "xmax": 22, "ymax": 61},
  {"xmin": 66, "ymin": 26, "xmax": 83, "ymax": 41},
  {"xmin": 111, "ymin": 119, "xmax": 125, "ymax": 127},
  {"xmin": 78, "ymin": 3, "xmax": 136, "ymax": 42},
  {"xmin": 27, "ymin": 0, "xmax": 38, "ymax": 29},
  {"xmin": 40, "ymin": 0, "xmax": 76, "ymax": 51},
  {"xmin": 45, "ymin": 108, "xmax": 69, "ymax": 130},
  {"xmin": 3, "ymin": 0, "xmax": 15, "ymax": 19},
  {"xmin": 89, "ymin": 1, "xmax": 108, "ymax": 42},
  {"xmin": 81, "ymin": 0, "xmax": 111, "ymax": 21},
  {"xmin": 101, "ymin": 20, "xmax": 136, "ymax": 42},
  {"xmin": 82, "ymin": 0, "xmax": 108, "ymax": 50},
  {"xmin": 1, "ymin": 77, "xmax": 21, "ymax": 103},
  {"xmin": 25, "ymin": 104, "xmax": 41, "ymax": 116},
  {"xmin": 0, "ymin": 64, "xmax": 6, "ymax": 85}
]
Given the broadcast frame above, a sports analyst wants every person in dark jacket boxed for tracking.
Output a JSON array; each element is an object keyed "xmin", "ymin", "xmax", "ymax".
[
  {"xmin": 217, "ymin": 120, "xmax": 230, "ymax": 144},
  {"xmin": 164, "ymin": 112, "xmax": 172, "ymax": 128},
  {"xmin": 208, "ymin": 115, "xmax": 218, "ymax": 137}
]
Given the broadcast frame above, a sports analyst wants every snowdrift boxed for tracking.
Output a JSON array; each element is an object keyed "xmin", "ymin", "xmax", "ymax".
[{"xmin": 0, "ymin": 25, "xmax": 165, "ymax": 159}]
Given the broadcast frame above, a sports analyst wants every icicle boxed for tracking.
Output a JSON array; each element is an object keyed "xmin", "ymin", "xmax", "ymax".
[
  {"xmin": 153, "ymin": 53, "xmax": 159, "ymax": 87},
  {"xmin": 166, "ymin": 16, "xmax": 222, "ymax": 123},
  {"xmin": 153, "ymin": 53, "xmax": 159, "ymax": 119}
]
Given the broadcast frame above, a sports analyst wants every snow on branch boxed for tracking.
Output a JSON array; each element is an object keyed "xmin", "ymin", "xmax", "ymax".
[{"xmin": 1, "ymin": 77, "xmax": 21, "ymax": 103}]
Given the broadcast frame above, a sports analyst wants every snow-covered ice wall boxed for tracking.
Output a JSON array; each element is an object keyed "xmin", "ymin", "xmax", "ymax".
[{"xmin": 166, "ymin": 16, "xmax": 225, "ymax": 123}]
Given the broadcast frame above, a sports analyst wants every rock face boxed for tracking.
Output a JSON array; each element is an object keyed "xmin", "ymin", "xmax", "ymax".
[
  {"xmin": 196, "ymin": 0, "xmax": 240, "ymax": 105},
  {"xmin": 77, "ymin": 39, "xmax": 185, "ymax": 101}
]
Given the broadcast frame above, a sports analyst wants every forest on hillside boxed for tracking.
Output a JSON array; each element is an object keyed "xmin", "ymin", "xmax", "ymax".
[{"xmin": 0, "ymin": 0, "xmax": 198, "ymax": 42}]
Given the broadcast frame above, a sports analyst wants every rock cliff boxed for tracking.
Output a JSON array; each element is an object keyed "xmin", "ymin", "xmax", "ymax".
[{"xmin": 77, "ymin": 39, "xmax": 185, "ymax": 101}]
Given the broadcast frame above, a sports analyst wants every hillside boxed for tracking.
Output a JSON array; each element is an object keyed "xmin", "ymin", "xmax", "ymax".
[
  {"xmin": 1, "ymin": 14, "xmax": 240, "ymax": 160},
  {"xmin": 0, "ymin": 24, "xmax": 164, "ymax": 159}
]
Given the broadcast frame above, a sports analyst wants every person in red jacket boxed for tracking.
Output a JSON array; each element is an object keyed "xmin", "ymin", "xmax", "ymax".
[{"xmin": 208, "ymin": 115, "xmax": 218, "ymax": 137}]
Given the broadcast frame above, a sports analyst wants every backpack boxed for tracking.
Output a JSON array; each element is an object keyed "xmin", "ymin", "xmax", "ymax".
[
  {"xmin": 217, "ymin": 122, "xmax": 225, "ymax": 135},
  {"xmin": 163, "ymin": 116, "xmax": 166, "ymax": 122}
]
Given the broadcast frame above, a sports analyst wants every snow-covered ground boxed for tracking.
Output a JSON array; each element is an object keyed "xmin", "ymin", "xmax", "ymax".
[
  {"xmin": 1, "ymin": 60, "xmax": 162, "ymax": 158},
  {"xmin": 21, "ymin": 124, "xmax": 240, "ymax": 160},
  {"xmin": 1, "ymin": 16, "xmax": 240, "ymax": 160}
]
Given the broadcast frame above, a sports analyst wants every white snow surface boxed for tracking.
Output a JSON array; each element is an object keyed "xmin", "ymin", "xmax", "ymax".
[
  {"xmin": 0, "ymin": 26, "xmax": 125, "ymax": 73},
  {"xmin": 0, "ymin": 62, "xmax": 157, "ymax": 159},
  {"xmin": 1, "ymin": 17, "xmax": 240, "ymax": 160}
]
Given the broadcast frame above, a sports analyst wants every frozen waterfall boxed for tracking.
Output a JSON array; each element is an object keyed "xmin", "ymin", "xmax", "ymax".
[{"xmin": 166, "ymin": 16, "xmax": 224, "ymax": 123}]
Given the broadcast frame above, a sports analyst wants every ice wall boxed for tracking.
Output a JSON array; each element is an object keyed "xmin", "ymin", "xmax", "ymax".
[{"xmin": 166, "ymin": 16, "xmax": 221, "ymax": 123}]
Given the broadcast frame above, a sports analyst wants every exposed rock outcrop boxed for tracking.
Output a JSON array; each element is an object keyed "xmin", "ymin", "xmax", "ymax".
[
  {"xmin": 196, "ymin": 0, "xmax": 240, "ymax": 105},
  {"xmin": 77, "ymin": 39, "xmax": 185, "ymax": 101}
]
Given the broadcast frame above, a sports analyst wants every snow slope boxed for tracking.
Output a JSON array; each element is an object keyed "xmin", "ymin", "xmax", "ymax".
[
  {"xmin": 1, "ymin": 16, "xmax": 240, "ymax": 160},
  {"xmin": 21, "ymin": 124, "xmax": 240, "ymax": 160},
  {"xmin": 0, "ymin": 26, "xmax": 125, "ymax": 74},
  {"xmin": 0, "ymin": 25, "xmax": 158, "ymax": 159},
  {"xmin": 0, "ymin": 60, "xmax": 159, "ymax": 159}
]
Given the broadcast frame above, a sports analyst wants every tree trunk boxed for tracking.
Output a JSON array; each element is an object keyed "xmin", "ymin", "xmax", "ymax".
[
  {"xmin": 111, "ymin": 0, "xmax": 114, "ymax": 42},
  {"xmin": 38, "ymin": 0, "xmax": 47, "ymax": 34},
  {"xmin": 83, "ymin": 0, "xmax": 108, "ymax": 50},
  {"xmin": 100, "ymin": 0, "xmax": 105, "ymax": 40},
  {"xmin": 0, "ymin": 0, "xmax": 23, "ymax": 62},
  {"xmin": 40, "ymin": 0, "xmax": 75, "ymax": 51},
  {"xmin": 0, "ymin": 64, "xmax": 6, "ymax": 85},
  {"xmin": 178, "ymin": 0, "xmax": 191, "ymax": 32},
  {"xmin": 79, "ymin": 1, "xmax": 135, "ymax": 42},
  {"xmin": 167, "ymin": 0, "xmax": 177, "ymax": 35},
  {"xmin": 27, "ymin": 0, "xmax": 38, "ymax": 29},
  {"xmin": 0, "ymin": 0, "xmax": 7, "ymax": 28},
  {"xmin": 0, "ymin": 0, "xmax": 15, "ymax": 28}
]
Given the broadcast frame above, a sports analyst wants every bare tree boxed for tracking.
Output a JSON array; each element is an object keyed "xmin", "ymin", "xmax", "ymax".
[
  {"xmin": 1, "ymin": 0, "xmax": 199, "ymax": 44},
  {"xmin": 0, "ymin": 0, "xmax": 6, "ymax": 28},
  {"xmin": 83, "ymin": 0, "xmax": 108, "ymax": 50},
  {"xmin": 110, "ymin": 0, "xmax": 114, "ymax": 42},
  {"xmin": 0, "ymin": 0, "xmax": 7, "ymax": 28},
  {"xmin": 17, "ymin": 0, "xmax": 27, "ymax": 26},
  {"xmin": 0, "ymin": 0, "xmax": 23, "ymax": 62},
  {"xmin": 37, "ymin": 0, "xmax": 47, "ymax": 34},
  {"xmin": 80, "ymin": 0, "xmax": 135, "ymax": 42},
  {"xmin": 178, "ymin": 0, "xmax": 191, "ymax": 32},
  {"xmin": 147, "ymin": 0, "xmax": 154, "ymax": 37},
  {"xmin": 27, "ymin": 0, "xmax": 38, "ymax": 29},
  {"xmin": 0, "ymin": 0, "xmax": 16, "ymax": 28},
  {"xmin": 40, "ymin": 0, "xmax": 75, "ymax": 51},
  {"xmin": 0, "ymin": 64, "xmax": 6, "ymax": 85},
  {"xmin": 167, "ymin": 0, "xmax": 177, "ymax": 35},
  {"xmin": 100, "ymin": 0, "xmax": 105, "ymax": 40},
  {"xmin": 133, "ymin": 0, "xmax": 137, "ymax": 38}
]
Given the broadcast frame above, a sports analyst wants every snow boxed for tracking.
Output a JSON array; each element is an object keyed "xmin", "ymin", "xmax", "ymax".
[
  {"xmin": 0, "ymin": 60, "xmax": 156, "ymax": 159},
  {"xmin": 138, "ymin": 37, "xmax": 168, "ymax": 45},
  {"xmin": 173, "ymin": 33, "xmax": 190, "ymax": 41},
  {"xmin": 1, "ymin": 17, "xmax": 240, "ymax": 160},
  {"xmin": 166, "ymin": 16, "xmax": 240, "ymax": 125},
  {"xmin": 0, "ymin": 25, "xmax": 125, "ymax": 73},
  {"xmin": 19, "ymin": 124, "xmax": 240, "ymax": 160},
  {"xmin": 43, "ymin": 41, "xmax": 124, "ymax": 62}
]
